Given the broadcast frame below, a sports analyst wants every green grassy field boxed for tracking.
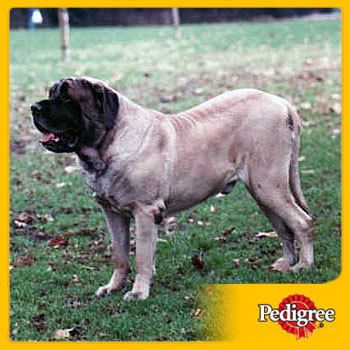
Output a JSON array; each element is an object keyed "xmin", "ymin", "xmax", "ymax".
[{"xmin": 10, "ymin": 19, "xmax": 341, "ymax": 341}]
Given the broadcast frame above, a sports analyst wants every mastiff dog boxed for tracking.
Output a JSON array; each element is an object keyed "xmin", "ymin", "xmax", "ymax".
[{"xmin": 32, "ymin": 77, "xmax": 314, "ymax": 300}]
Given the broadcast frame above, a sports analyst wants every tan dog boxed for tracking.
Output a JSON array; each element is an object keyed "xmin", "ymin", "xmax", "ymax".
[{"xmin": 32, "ymin": 77, "xmax": 314, "ymax": 300}]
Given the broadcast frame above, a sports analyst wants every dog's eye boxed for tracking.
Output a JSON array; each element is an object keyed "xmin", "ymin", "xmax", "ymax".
[{"xmin": 60, "ymin": 93, "xmax": 71, "ymax": 102}]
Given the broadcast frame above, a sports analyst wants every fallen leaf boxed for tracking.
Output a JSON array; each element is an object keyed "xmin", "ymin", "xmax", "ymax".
[
  {"xmin": 60, "ymin": 207, "xmax": 74, "ymax": 214},
  {"xmin": 48, "ymin": 236, "xmax": 69, "ymax": 248},
  {"xmin": 222, "ymin": 226, "xmax": 236, "ymax": 237},
  {"xmin": 160, "ymin": 94, "xmax": 177, "ymax": 103},
  {"xmin": 66, "ymin": 297, "xmax": 81, "ymax": 309},
  {"xmin": 184, "ymin": 293, "xmax": 194, "ymax": 301},
  {"xmin": 255, "ymin": 230, "xmax": 278, "ymax": 238},
  {"xmin": 54, "ymin": 325, "xmax": 85, "ymax": 340},
  {"xmin": 193, "ymin": 308, "xmax": 204, "ymax": 317},
  {"xmin": 163, "ymin": 216, "xmax": 176, "ymax": 224},
  {"xmin": 54, "ymin": 328, "xmax": 71, "ymax": 340},
  {"xmin": 214, "ymin": 235, "xmax": 227, "ymax": 243},
  {"xmin": 37, "ymin": 213, "xmax": 54, "ymax": 223},
  {"xmin": 245, "ymin": 256, "xmax": 261, "ymax": 269},
  {"xmin": 330, "ymin": 103, "xmax": 341, "ymax": 115},
  {"xmin": 11, "ymin": 325, "xmax": 19, "ymax": 337},
  {"xmin": 61, "ymin": 228, "xmax": 95, "ymax": 238},
  {"xmin": 30, "ymin": 170, "xmax": 50, "ymax": 184},
  {"xmin": 233, "ymin": 258, "xmax": 240, "ymax": 268},
  {"xmin": 193, "ymin": 87, "xmax": 204, "ymax": 95},
  {"xmin": 300, "ymin": 102, "xmax": 311, "ymax": 110},
  {"xmin": 302, "ymin": 120, "xmax": 317, "ymax": 128},
  {"xmin": 301, "ymin": 169, "xmax": 315, "ymax": 174},
  {"xmin": 33, "ymin": 230, "xmax": 51, "ymax": 241},
  {"xmin": 331, "ymin": 128, "xmax": 341, "ymax": 139},
  {"xmin": 31, "ymin": 313, "xmax": 46, "ymax": 331},
  {"xmin": 191, "ymin": 253, "xmax": 204, "ymax": 270},
  {"xmin": 64, "ymin": 165, "xmax": 79, "ymax": 174},
  {"xmin": 17, "ymin": 212, "xmax": 33, "ymax": 223},
  {"xmin": 13, "ymin": 220, "xmax": 28, "ymax": 228},
  {"xmin": 71, "ymin": 274, "xmax": 79, "ymax": 283},
  {"xmin": 80, "ymin": 265, "xmax": 95, "ymax": 270},
  {"xmin": 13, "ymin": 256, "xmax": 34, "ymax": 268},
  {"xmin": 13, "ymin": 211, "xmax": 34, "ymax": 228},
  {"xmin": 56, "ymin": 182, "xmax": 66, "ymax": 188}
]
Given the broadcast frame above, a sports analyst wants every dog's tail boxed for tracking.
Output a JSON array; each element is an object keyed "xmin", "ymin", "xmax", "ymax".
[{"xmin": 287, "ymin": 105, "xmax": 310, "ymax": 214}]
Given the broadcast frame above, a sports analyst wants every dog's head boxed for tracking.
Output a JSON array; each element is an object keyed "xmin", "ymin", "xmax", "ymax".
[{"xmin": 31, "ymin": 77, "xmax": 119, "ymax": 153}]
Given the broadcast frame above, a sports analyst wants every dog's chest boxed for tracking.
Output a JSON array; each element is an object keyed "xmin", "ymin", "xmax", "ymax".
[{"xmin": 80, "ymin": 164, "xmax": 133, "ymax": 215}]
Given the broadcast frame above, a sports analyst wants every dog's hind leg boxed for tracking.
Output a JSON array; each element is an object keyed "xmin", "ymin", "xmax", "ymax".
[
  {"xmin": 246, "ymin": 162, "xmax": 314, "ymax": 272},
  {"xmin": 257, "ymin": 203, "xmax": 297, "ymax": 272}
]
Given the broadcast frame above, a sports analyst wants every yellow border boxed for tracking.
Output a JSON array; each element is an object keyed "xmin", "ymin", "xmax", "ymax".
[{"xmin": 2, "ymin": 2, "xmax": 346, "ymax": 349}]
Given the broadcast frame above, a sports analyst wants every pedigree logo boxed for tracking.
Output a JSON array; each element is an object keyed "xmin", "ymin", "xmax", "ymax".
[{"xmin": 258, "ymin": 294, "xmax": 335, "ymax": 339}]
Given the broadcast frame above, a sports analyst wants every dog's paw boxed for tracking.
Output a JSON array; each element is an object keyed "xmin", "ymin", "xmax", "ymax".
[
  {"xmin": 290, "ymin": 262, "xmax": 312, "ymax": 273},
  {"xmin": 123, "ymin": 290, "xmax": 149, "ymax": 301},
  {"xmin": 270, "ymin": 258, "xmax": 291, "ymax": 273},
  {"xmin": 95, "ymin": 284, "xmax": 118, "ymax": 297}
]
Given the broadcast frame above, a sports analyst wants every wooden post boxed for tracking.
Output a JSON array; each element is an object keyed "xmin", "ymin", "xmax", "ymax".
[
  {"xmin": 58, "ymin": 8, "xmax": 70, "ymax": 62},
  {"xmin": 171, "ymin": 8, "xmax": 180, "ymax": 38}
]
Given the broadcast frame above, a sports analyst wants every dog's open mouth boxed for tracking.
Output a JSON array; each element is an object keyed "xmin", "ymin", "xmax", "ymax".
[
  {"xmin": 40, "ymin": 132, "xmax": 61, "ymax": 143},
  {"xmin": 38, "ymin": 129, "xmax": 78, "ymax": 147},
  {"xmin": 36, "ymin": 128, "xmax": 80, "ymax": 152}
]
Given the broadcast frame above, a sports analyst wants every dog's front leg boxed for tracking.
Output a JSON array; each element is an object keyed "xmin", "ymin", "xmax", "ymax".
[
  {"xmin": 124, "ymin": 205, "xmax": 158, "ymax": 300},
  {"xmin": 96, "ymin": 206, "xmax": 130, "ymax": 297}
]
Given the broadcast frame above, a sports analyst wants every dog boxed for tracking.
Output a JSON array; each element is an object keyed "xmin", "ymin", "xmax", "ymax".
[{"xmin": 31, "ymin": 77, "xmax": 314, "ymax": 300}]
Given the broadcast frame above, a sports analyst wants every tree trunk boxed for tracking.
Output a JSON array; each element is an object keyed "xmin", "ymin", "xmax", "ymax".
[
  {"xmin": 171, "ymin": 8, "xmax": 180, "ymax": 38},
  {"xmin": 58, "ymin": 8, "xmax": 70, "ymax": 62}
]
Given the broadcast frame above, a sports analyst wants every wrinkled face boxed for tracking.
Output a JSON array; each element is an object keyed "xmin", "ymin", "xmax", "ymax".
[
  {"xmin": 32, "ymin": 79, "xmax": 82, "ymax": 152},
  {"xmin": 31, "ymin": 77, "xmax": 119, "ymax": 153}
]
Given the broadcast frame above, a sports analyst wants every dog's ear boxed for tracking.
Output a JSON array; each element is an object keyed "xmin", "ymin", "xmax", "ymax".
[
  {"xmin": 91, "ymin": 82, "xmax": 119, "ymax": 129},
  {"xmin": 48, "ymin": 81, "xmax": 60, "ymax": 98},
  {"xmin": 50, "ymin": 78, "xmax": 73, "ymax": 99},
  {"xmin": 102, "ymin": 88, "xmax": 119, "ymax": 129},
  {"xmin": 59, "ymin": 79, "xmax": 73, "ymax": 99}
]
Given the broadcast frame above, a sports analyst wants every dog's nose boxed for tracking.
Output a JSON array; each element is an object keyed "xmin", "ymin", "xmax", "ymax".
[{"xmin": 31, "ymin": 103, "xmax": 42, "ymax": 115}]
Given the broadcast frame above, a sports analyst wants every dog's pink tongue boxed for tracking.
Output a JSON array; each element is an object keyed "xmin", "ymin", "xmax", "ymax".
[{"xmin": 41, "ymin": 133, "xmax": 57, "ymax": 143}]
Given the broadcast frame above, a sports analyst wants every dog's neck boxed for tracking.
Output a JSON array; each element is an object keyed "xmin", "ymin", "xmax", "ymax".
[
  {"xmin": 76, "ymin": 111, "xmax": 118, "ymax": 176},
  {"xmin": 76, "ymin": 94, "xmax": 163, "ymax": 177},
  {"xmin": 76, "ymin": 146, "xmax": 107, "ymax": 176},
  {"xmin": 104, "ymin": 94, "xmax": 162, "ymax": 156}
]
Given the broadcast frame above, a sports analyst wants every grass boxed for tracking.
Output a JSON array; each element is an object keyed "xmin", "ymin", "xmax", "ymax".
[{"xmin": 10, "ymin": 19, "xmax": 341, "ymax": 341}]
